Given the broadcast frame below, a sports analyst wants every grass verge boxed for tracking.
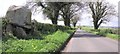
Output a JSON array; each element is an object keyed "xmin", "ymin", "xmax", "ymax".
[
  {"xmin": 2, "ymin": 30, "xmax": 75, "ymax": 52},
  {"xmin": 81, "ymin": 26, "xmax": 119, "ymax": 40}
]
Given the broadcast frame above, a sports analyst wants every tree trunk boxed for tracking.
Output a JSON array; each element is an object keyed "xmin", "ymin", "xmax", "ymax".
[
  {"xmin": 93, "ymin": 19, "xmax": 103, "ymax": 29},
  {"xmin": 93, "ymin": 21, "xmax": 99, "ymax": 29},
  {"xmin": 64, "ymin": 18, "xmax": 70, "ymax": 27},
  {"xmin": 50, "ymin": 9, "xmax": 59, "ymax": 25},
  {"xmin": 51, "ymin": 19, "xmax": 57, "ymax": 25},
  {"xmin": 73, "ymin": 23, "xmax": 77, "ymax": 27},
  {"xmin": 94, "ymin": 25, "xmax": 99, "ymax": 30}
]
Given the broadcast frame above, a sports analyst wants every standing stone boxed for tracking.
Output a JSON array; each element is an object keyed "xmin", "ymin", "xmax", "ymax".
[
  {"xmin": 4, "ymin": 5, "xmax": 32, "ymax": 39},
  {"xmin": 6, "ymin": 5, "xmax": 32, "ymax": 26}
]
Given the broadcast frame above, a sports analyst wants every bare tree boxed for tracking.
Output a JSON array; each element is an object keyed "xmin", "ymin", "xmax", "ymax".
[
  {"xmin": 25, "ymin": 1, "xmax": 84, "ymax": 26},
  {"xmin": 71, "ymin": 14, "xmax": 80, "ymax": 27},
  {"xmin": 25, "ymin": 1, "xmax": 70, "ymax": 25},
  {"xmin": 88, "ymin": 1, "xmax": 116, "ymax": 29},
  {"xmin": 60, "ymin": 2, "xmax": 84, "ymax": 27}
]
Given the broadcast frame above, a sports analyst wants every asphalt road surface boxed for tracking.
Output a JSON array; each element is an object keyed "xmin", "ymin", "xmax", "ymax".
[{"xmin": 62, "ymin": 29, "xmax": 118, "ymax": 52}]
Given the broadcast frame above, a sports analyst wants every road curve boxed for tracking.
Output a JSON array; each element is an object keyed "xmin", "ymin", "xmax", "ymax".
[{"xmin": 62, "ymin": 29, "xmax": 118, "ymax": 52}]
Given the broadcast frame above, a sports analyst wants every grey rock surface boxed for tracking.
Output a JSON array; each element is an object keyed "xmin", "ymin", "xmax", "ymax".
[
  {"xmin": 4, "ymin": 5, "xmax": 32, "ymax": 39},
  {"xmin": 6, "ymin": 24, "xmax": 13, "ymax": 33},
  {"xmin": 6, "ymin": 5, "xmax": 32, "ymax": 26},
  {"xmin": 14, "ymin": 27, "xmax": 27, "ymax": 38}
]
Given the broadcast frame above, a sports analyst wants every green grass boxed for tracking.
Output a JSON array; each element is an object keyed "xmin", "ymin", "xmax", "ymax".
[
  {"xmin": 2, "ymin": 19, "xmax": 75, "ymax": 53},
  {"xmin": 81, "ymin": 26, "xmax": 119, "ymax": 40},
  {"xmin": 106, "ymin": 33, "xmax": 119, "ymax": 40},
  {"xmin": 3, "ymin": 30, "xmax": 75, "ymax": 52}
]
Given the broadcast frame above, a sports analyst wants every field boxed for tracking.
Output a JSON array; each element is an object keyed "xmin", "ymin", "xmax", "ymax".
[{"xmin": 81, "ymin": 26, "xmax": 119, "ymax": 40}]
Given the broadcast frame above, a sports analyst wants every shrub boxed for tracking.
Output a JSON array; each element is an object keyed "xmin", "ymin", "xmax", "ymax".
[
  {"xmin": 36, "ymin": 23, "xmax": 71, "ymax": 35},
  {"xmin": 96, "ymin": 31, "xmax": 106, "ymax": 36}
]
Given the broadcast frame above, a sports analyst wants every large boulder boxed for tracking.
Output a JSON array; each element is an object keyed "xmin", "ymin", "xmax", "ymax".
[
  {"xmin": 4, "ymin": 5, "xmax": 32, "ymax": 39},
  {"xmin": 6, "ymin": 5, "xmax": 32, "ymax": 26}
]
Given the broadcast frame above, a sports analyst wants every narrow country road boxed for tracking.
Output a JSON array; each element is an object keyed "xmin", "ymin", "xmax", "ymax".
[{"xmin": 62, "ymin": 29, "xmax": 118, "ymax": 52}]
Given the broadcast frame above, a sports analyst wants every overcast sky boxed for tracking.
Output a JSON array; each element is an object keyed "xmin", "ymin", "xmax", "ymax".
[{"xmin": 0, "ymin": 0, "xmax": 119, "ymax": 27}]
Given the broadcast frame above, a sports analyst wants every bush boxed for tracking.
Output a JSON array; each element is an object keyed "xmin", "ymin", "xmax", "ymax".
[
  {"xmin": 36, "ymin": 23, "xmax": 72, "ymax": 35},
  {"xmin": 96, "ymin": 31, "xmax": 106, "ymax": 36}
]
